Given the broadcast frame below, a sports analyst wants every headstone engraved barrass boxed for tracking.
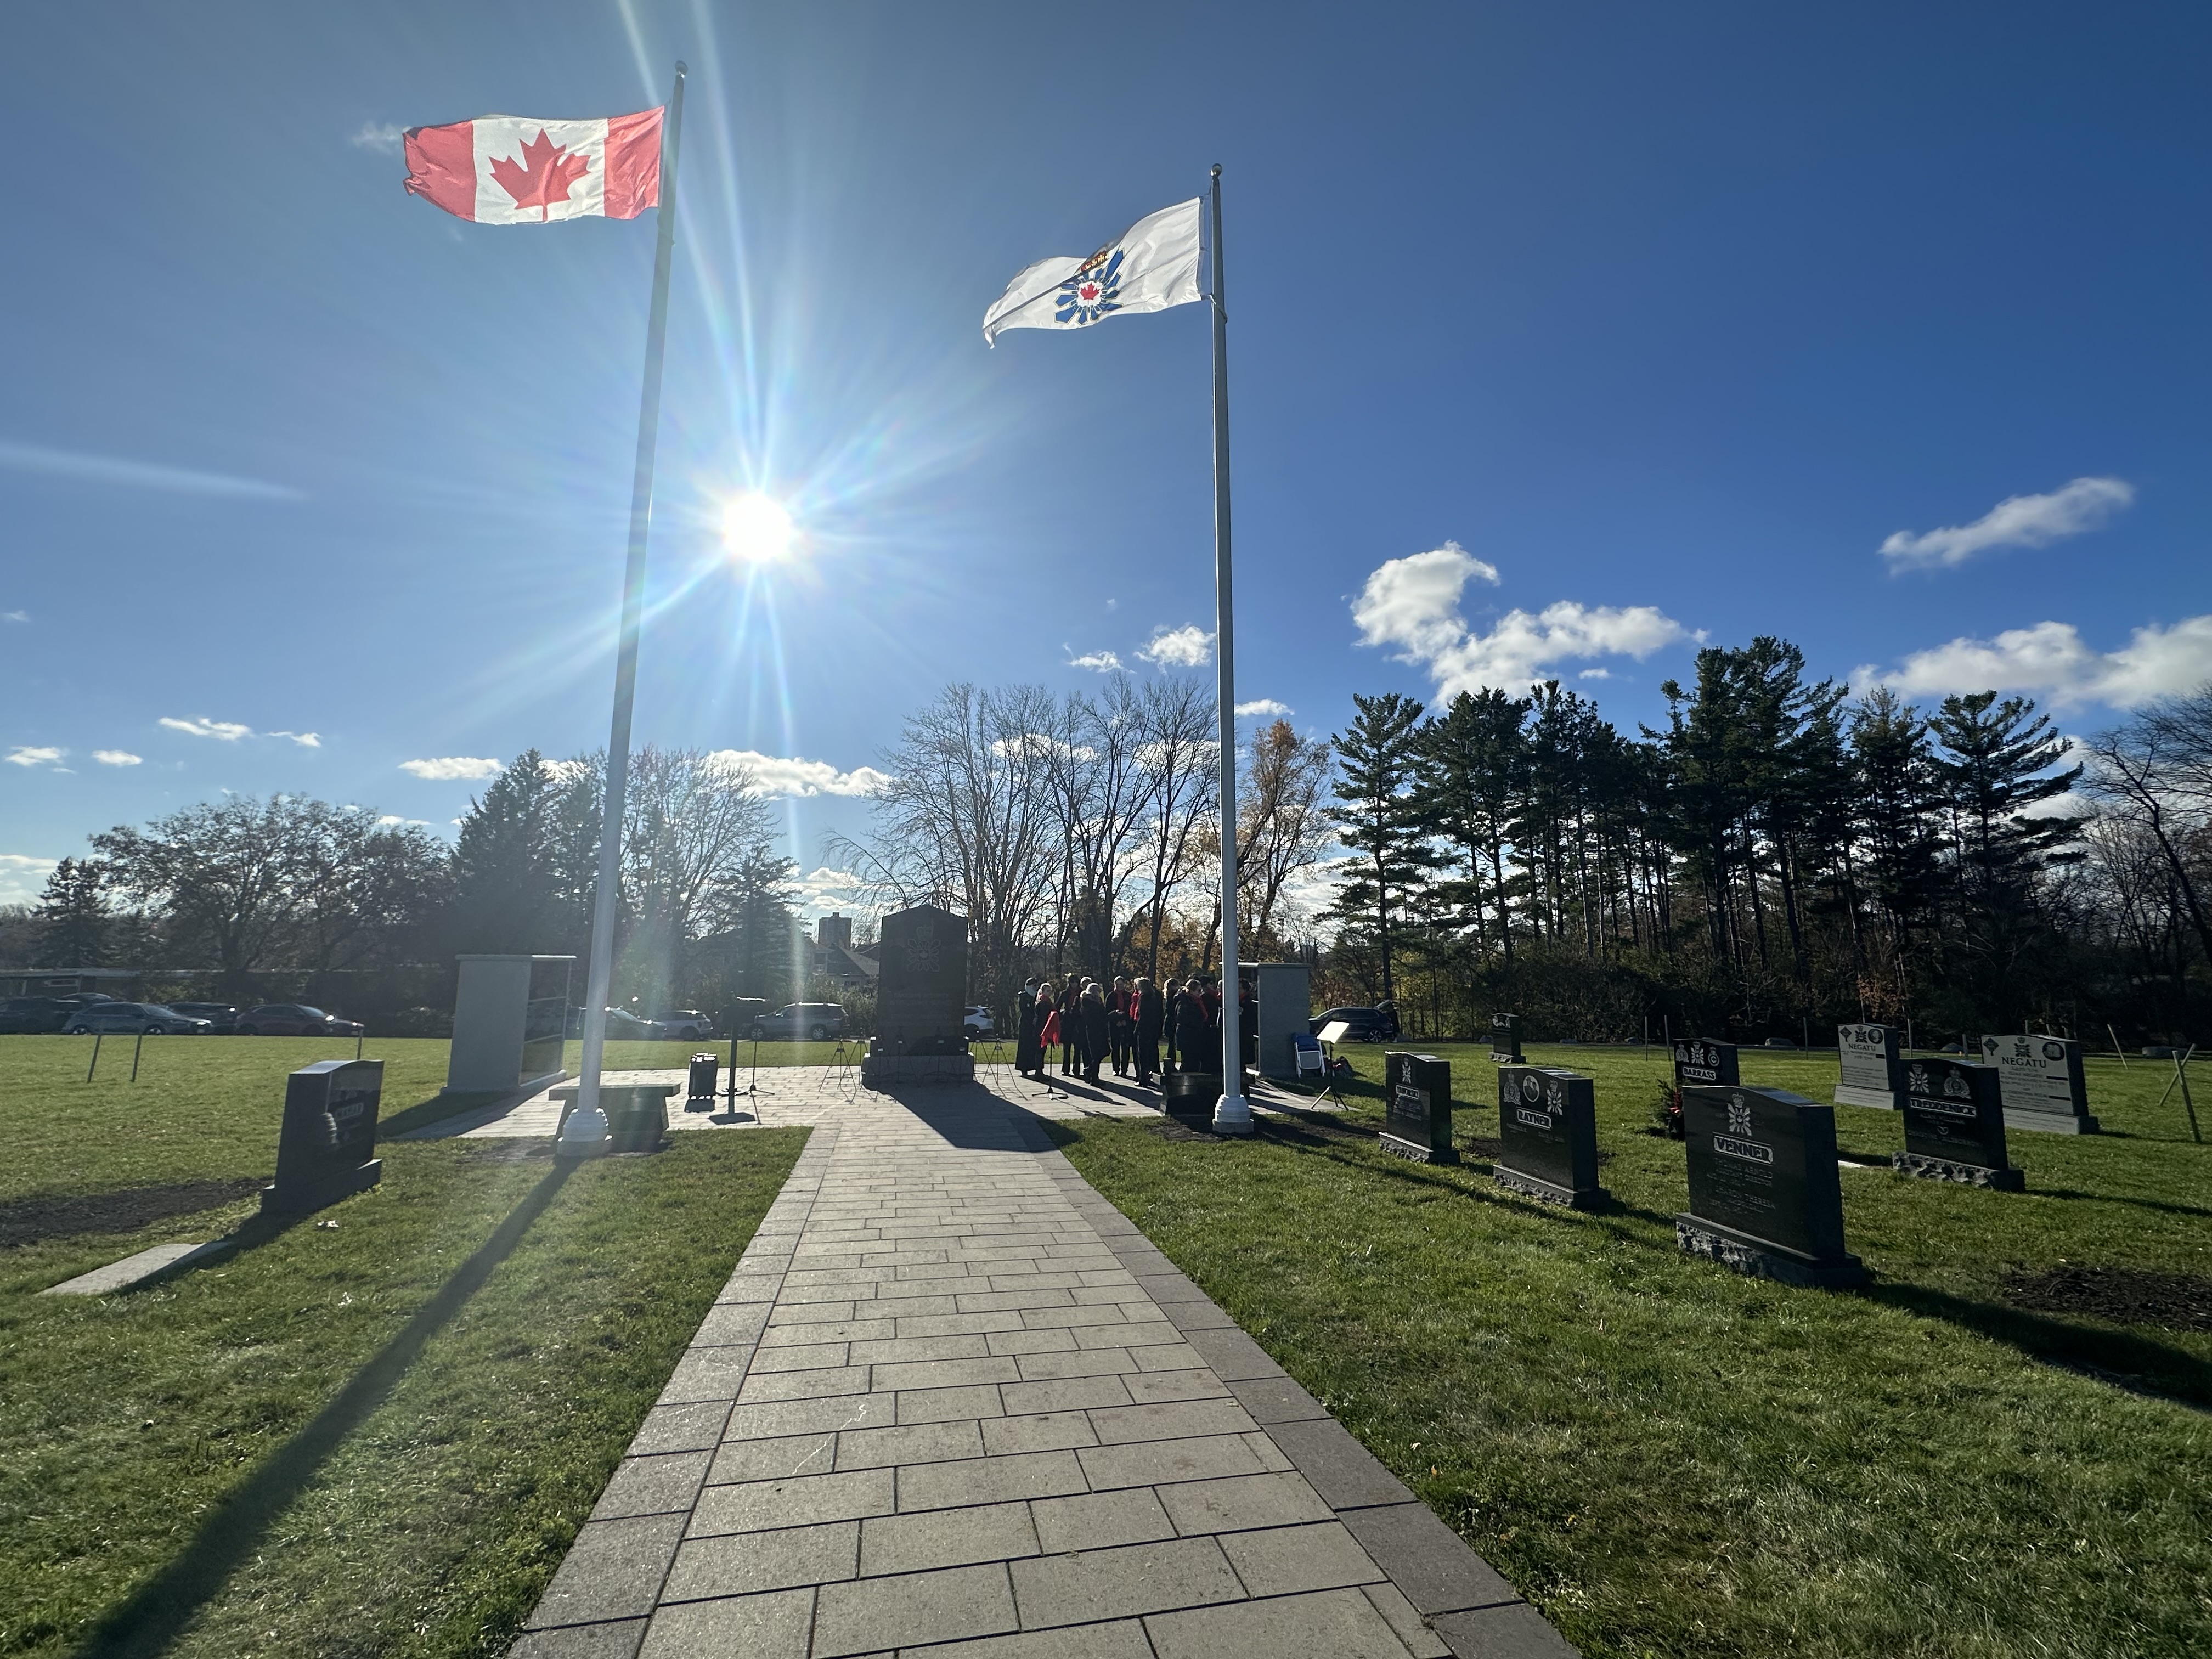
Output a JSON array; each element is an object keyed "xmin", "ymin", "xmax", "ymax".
[
  {"xmin": 1495, "ymin": 1065, "xmax": 1607, "ymax": 1208},
  {"xmin": 262, "ymin": 1059, "xmax": 384, "ymax": 1216},
  {"xmin": 1673, "ymin": 1039, "xmax": 1739, "ymax": 1091},
  {"xmin": 1835, "ymin": 1023, "xmax": 1904, "ymax": 1110},
  {"xmin": 1380, "ymin": 1052, "xmax": 1456, "ymax": 1163},
  {"xmin": 1897, "ymin": 1057, "xmax": 2023, "ymax": 1189},
  {"xmin": 1677, "ymin": 1085, "xmax": 1865, "ymax": 1288},
  {"xmin": 1982, "ymin": 1034, "xmax": 2099, "ymax": 1135},
  {"xmin": 1489, "ymin": 1013, "xmax": 1523, "ymax": 1065}
]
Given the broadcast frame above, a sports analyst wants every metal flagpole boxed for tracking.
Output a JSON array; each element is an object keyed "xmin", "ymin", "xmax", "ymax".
[
  {"xmin": 1208, "ymin": 164, "xmax": 1252, "ymax": 1136},
  {"xmin": 572, "ymin": 62, "xmax": 688, "ymax": 1138}
]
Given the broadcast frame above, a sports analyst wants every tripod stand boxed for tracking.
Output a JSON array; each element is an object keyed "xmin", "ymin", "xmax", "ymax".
[{"xmin": 723, "ymin": 1028, "xmax": 770, "ymax": 1121}]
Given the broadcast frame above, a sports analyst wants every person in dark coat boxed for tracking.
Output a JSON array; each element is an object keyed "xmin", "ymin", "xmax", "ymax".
[
  {"xmin": 1079, "ymin": 982, "xmax": 1111, "ymax": 1084},
  {"xmin": 1109, "ymin": 977, "xmax": 1133, "ymax": 1077},
  {"xmin": 1015, "ymin": 977, "xmax": 1042, "ymax": 1077},
  {"xmin": 1058, "ymin": 979, "xmax": 1082, "ymax": 1076},
  {"xmin": 1172, "ymin": 981, "xmax": 1212, "ymax": 1073},
  {"xmin": 1133, "ymin": 977, "xmax": 1164, "ymax": 1086},
  {"xmin": 1237, "ymin": 977, "xmax": 1257, "ymax": 1073}
]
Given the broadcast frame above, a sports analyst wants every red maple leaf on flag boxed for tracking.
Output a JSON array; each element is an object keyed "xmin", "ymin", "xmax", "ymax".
[{"xmin": 488, "ymin": 128, "xmax": 592, "ymax": 220}]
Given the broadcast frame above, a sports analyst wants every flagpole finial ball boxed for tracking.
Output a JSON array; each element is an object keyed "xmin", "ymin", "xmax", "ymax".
[{"xmin": 1211, "ymin": 163, "xmax": 1222, "ymax": 178}]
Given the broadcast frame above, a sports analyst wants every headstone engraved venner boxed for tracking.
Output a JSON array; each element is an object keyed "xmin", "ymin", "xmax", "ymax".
[
  {"xmin": 1495, "ymin": 1065, "xmax": 1608, "ymax": 1209},
  {"xmin": 1673, "ymin": 1037, "xmax": 1739, "ymax": 1091},
  {"xmin": 1835, "ymin": 1023, "xmax": 1904, "ymax": 1110},
  {"xmin": 1488, "ymin": 1013, "xmax": 1523, "ymax": 1065},
  {"xmin": 262, "ymin": 1059, "xmax": 384, "ymax": 1216},
  {"xmin": 1380, "ymin": 1052, "xmax": 1456, "ymax": 1163},
  {"xmin": 1980, "ymin": 1034, "xmax": 2099, "ymax": 1135},
  {"xmin": 1897, "ymin": 1056, "xmax": 2024, "ymax": 1190},
  {"xmin": 1677, "ymin": 1085, "xmax": 1866, "ymax": 1288},
  {"xmin": 862, "ymin": 903, "xmax": 975, "ymax": 1084}
]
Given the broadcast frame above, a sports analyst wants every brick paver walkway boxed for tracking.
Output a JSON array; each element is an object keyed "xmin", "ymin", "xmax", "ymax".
[{"xmin": 507, "ymin": 1077, "xmax": 1575, "ymax": 1658}]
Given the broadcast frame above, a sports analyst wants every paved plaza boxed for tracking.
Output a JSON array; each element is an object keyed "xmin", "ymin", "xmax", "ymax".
[{"xmin": 472, "ymin": 1070, "xmax": 1574, "ymax": 1658}]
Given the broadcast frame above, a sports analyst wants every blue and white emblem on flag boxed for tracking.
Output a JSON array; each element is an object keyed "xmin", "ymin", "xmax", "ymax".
[
  {"xmin": 1057, "ymin": 248, "xmax": 1125, "ymax": 325},
  {"xmin": 983, "ymin": 198, "xmax": 1203, "ymax": 346}
]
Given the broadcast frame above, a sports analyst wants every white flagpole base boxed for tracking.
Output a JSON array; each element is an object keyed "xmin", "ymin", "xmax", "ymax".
[
  {"xmin": 1212, "ymin": 1091, "xmax": 1254, "ymax": 1135},
  {"xmin": 556, "ymin": 1105, "xmax": 612, "ymax": 1160}
]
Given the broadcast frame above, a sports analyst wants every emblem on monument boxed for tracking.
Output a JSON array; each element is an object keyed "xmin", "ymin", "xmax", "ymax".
[{"xmin": 1726, "ymin": 1094, "xmax": 1753, "ymax": 1137}]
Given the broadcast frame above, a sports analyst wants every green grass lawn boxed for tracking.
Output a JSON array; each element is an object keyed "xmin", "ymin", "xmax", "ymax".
[
  {"xmin": 0, "ymin": 1035, "xmax": 806, "ymax": 1658},
  {"xmin": 1054, "ymin": 1042, "xmax": 2212, "ymax": 1659}
]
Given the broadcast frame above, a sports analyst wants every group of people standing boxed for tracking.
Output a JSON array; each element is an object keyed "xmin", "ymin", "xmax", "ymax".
[{"xmin": 1013, "ymin": 974, "xmax": 1254, "ymax": 1087}]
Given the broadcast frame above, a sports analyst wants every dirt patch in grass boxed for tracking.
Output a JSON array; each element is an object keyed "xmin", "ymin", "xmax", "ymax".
[
  {"xmin": 2003, "ymin": 1264, "xmax": 2212, "ymax": 1333},
  {"xmin": 0, "ymin": 1178, "xmax": 267, "ymax": 1246}
]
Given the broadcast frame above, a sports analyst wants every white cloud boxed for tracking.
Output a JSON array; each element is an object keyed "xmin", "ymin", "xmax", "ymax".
[
  {"xmin": 272, "ymin": 730, "xmax": 320, "ymax": 748},
  {"xmin": 1235, "ymin": 699, "xmax": 1294, "ymax": 717},
  {"xmin": 706, "ymin": 749, "xmax": 892, "ymax": 799},
  {"xmin": 1880, "ymin": 477, "xmax": 2133, "ymax": 572},
  {"xmin": 376, "ymin": 815, "xmax": 433, "ymax": 828},
  {"xmin": 0, "ymin": 853, "xmax": 59, "ymax": 905},
  {"xmin": 93, "ymin": 750, "xmax": 142, "ymax": 766},
  {"xmin": 1352, "ymin": 546, "xmax": 1695, "ymax": 699},
  {"xmin": 2, "ymin": 610, "xmax": 24, "ymax": 623},
  {"xmin": 161, "ymin": 716, "xmax": 253, "ymax": 741},
  {"xmin": 1578, "ymin": 668, "xmax": 1612, "ymax": 681},
  {"xmin": 6, "ymin": 746, "xmax": 64, "ymax": 768},
  {"xmin": 400, "ymin": 756, "xmax": 504, "ymax": 781},
  {"xmin": 0, "ymin": 438, "xmax": 301, "ymax": 501},
  {"xmin": 1859, "ymin": 613, "xmax": 2212, "ymax": 709},
  {"xmin": 792, "ymin": 866, "xmax": 883, "ymax": 924},
  {"xmin": 1136, "ymin": 624, "xmax": 1215, "ymax": 669},
  {"xmin": 349, "ymin": 121, "xmax": 406, "ymax": 153},
  {"xmin": 1067, "ymin": 649, "xmax": 1124, "ymax": 673}
]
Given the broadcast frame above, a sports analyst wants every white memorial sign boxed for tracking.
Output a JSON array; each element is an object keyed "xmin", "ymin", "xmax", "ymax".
[
  {"xmin": 1836, "ymin": 1023, "xmax": 1903, "ymax": 1110},
  {"xmin": 1980, "ymin": 1034, "xmax": 2099, "ymax": 1135}
]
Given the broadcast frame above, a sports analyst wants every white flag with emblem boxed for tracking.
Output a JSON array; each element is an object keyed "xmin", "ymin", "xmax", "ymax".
[{"xmin": 982, "ymin": 199, "xmax": 1203, "ymax": 347}]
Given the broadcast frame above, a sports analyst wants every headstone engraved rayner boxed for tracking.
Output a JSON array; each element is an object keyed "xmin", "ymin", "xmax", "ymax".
[
  {"xmin": 1836, "ymin": 1023, "xmax": 1904, "ymax": 1110},
  {"xmin": 1495, "ymin": 1065, "xmax": 1608, "ymax": 1208},
  {"xmin": 1980, "ymin": 1034, "xmax": 2099, "ymax": 1135},
  {"xmin": 1897, "ymin": 1056, "xmax": 2024, "ymax": 1190},
  {"xmin": 1673, "ymin": 1038, "xmax": 1739, "ymax": 1091},
  {"xmin": 862, "ymin": 904, "xmax": 974, "ymax": 1085},
  {"xmin": 1489, "ymin": 1013, "xmax": 1523, "ymax": 1065},
  {"xmin": 1380, "ymin": 1052, "xmax": 1456, "ymax": 1163},
  {"xmin": 262, "ymin": 1059, "xmax": 384, "ymax": 1216},
  {"xmin": 1678, "ymin": 1085, "xmax": 1866, "ymax": 1287}
]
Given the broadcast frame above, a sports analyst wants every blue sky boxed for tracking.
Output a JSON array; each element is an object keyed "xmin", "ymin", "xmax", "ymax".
[{"xmin": 5, "ymin": 2, "xmax": 2211, "ymax": 911}]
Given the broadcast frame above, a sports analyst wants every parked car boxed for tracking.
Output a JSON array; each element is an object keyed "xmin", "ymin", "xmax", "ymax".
[
  {"xmin": 0, "ymin": 996, "xmax": 84, "ymax": 1034},
  {"xmin": 235, "ymin": 1003, "xmax": 364, "ymax": 1037},
  {"xmin": 653, "ymin": 1009, "xmax": 717, "ymax": 1041},
  {"xmin": 749, "ymin": 1002, "xmax": 849, "ymax": 1041},
  {"xmin": 963, "ymin": 1005, "xmax": 994, "ymax": 1039},
  {"xmin": 1762, "ymin": 1037, "xmax": 1798, "ymax": 1049},
  {"xmin": 61, "ymin": 1002, "xmax": 214, "ymax": 1036},
  {"xmin": 1309, "ymin": 1004, "xmax": 1400, "ymax": 1042},
  {"xmin": 564, "ymin": 1007, "xmax": 678, "ymax": 1039},
  {"xmin": 167, "ymin": 1002, "xmax": 240, "ymax": 1034}
]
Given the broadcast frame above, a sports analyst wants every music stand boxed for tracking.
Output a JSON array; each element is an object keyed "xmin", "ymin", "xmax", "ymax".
[
  {"xmin": 724, "ymin": 1016, "xmax": 770, "ymax": 1120},
  {"xmin": 1313, "ymin": 1020, "xmax": 1353, "ymax": 1109}
]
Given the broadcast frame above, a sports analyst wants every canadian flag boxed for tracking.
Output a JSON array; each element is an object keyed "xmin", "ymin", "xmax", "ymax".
[{"xmin": 403, "ymin": 109, "xmax": 663, "ymax": 224}]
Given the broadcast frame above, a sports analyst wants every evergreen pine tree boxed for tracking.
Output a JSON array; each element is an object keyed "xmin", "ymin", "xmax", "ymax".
[
  {"xmin": 1327, "ymin": 692, "xmax": 1436, "ymax": 1005},
  {"xmin": 33, "ymin": 857, "xmax": 109, "ymax": 967},
  {"xmin": 1418, "ymin": 689, "xmax": 1530, "ymax": 964}
]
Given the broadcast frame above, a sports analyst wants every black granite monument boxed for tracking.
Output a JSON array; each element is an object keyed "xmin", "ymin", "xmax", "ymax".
[
  {"xmin": 1488, "ymin": 1013, "xmax": 1523, "ymax": 1065},
  {"xmin": 1496, "ymin": 1065, "xmax": 1607, "ymax": 1207},
  {"xmin": 262, "ymin": 1059, "xmax": 384, "ymax": 1216},
  {"xmin": 1678, "ymin": 1085, "xmax": 1865, "ymax": 1287},
  {"xmin": 863, "ymin": 904, "xmax": 974, "ymax": 1083},
  {"xmin": 1380, "ymin": 1051, "xmax": 1455, "ymax": 1163},
  {"xmin": 1673, "ymin": 1038, "xmax": 1739, "ymax": 1090},
  {"xmin": 1980, "ymin": 1034, "xmax": 2098, "ymax": 1135},
  {"xmin": 1898, "ymin": 1056, "xmax": 2023, "ymax": 1188}
]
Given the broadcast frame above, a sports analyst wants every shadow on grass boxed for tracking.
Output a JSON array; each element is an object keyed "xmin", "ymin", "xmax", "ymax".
[
  {"xmin": 74, "ymin": 1161, "xmax": 577, "ymax": 1658},
  {"xmin": 2028, "ymin": 1187, "xmax": 2212, "ymax": 1222}
]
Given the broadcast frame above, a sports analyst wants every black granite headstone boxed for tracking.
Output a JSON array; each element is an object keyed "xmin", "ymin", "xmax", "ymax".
[
  {"xmin": 1980, "ymin": 1034, "xmax": 2099, "ymax": 1135},
  {"xmin": 873, "ymin": 904, "xmax": 969, "ymax": 1058},
  {"xmin": 1380, "ymin": 1052, "xmax": 1456, "ymax": 1163},
  {"xmin": 1673, "ymin": 1039, "xmax": 1739, "ymax": 1090},
  {"xmin": 1898, "ymin": 1057, "xmax": 2023, "ymax": 1189},
  {"xmin": 1488, "ymin": 1013, "xmax": 1523, "ymax": 1065},
  {"xmin": 262, "ymin": 1059, "xmax": 384, "ymax": 1216},
  {"xmin": 1495, "ymin": 1065, "xmax": 1607, "ymax": 1208},
  {"xmin": 1678, "ymin": 1085, "xmax": 1865, "ymax": 1286}
]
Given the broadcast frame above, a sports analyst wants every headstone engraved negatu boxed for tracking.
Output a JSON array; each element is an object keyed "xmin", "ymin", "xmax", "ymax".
[
  {"xmin": 1836, "ymin": 1023, "xmax": 1904, "ymax": 1111},
  {"xmin": 262, "ymin": 1059, "xmax": 384, "ymax": 1216},
  {"xmin": 862, "ymin": 904, "xmax": 974, "ymax": 1083},
  {"xmin": 1380, "ymin": 1052, "xmax": 1456, "ymax": 1163},
  {"xmin": 1677, "ymin": 1085, "xmax": 1866, "ymax": 1288},
  {"xmin": 1673, "ymin": 1038, "xmax": 1739, "ymax": 1091},
  {"xmin": 1495, "ymin": 1065, "xmax": 1608, "ymax": 1209},
  {"xmin": 1897, "ymin": 1056, "xmax": 2024, "ymax": 1189},
  {"xmin": 1980, "ymin": 1034, "xmax": 2099, "ymax": 1135},
  {"xmin": 1488, "ymin": 1013, "xmax": 1523, "ymax": 1065}
]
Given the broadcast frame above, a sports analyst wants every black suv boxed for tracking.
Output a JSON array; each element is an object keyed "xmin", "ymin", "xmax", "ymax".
[
  {"xmin": 748, "ymin": 1003, "xmax": 849, "ymax": 1041},
  {"xmin": 1309, "ymin": 1004, "xmax": 1401, "ymax": 1042}
]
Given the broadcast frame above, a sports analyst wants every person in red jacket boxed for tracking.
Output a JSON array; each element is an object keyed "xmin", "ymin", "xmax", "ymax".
[{"xmin": 1109, "ymin": 976, "xmax": 1134, "ymax": 1077}]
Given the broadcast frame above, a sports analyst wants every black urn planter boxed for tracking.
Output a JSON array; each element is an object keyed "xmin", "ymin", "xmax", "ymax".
[{"xmin": 1163, "ymin": 1071, "xmax": 1223, "ymax": 1119}]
